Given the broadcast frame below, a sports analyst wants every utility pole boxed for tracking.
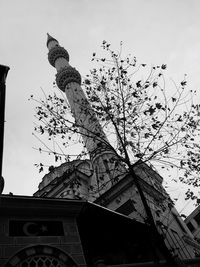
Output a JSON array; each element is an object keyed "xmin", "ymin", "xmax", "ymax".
[{"xmin": 0, "ymin": 65, "xmax": 10, "ymax": 194}]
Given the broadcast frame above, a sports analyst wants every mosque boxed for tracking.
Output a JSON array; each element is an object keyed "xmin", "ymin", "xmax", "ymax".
[{"xmin": 0, "ymin": 35, "xmax": 200, "ymax": 267}]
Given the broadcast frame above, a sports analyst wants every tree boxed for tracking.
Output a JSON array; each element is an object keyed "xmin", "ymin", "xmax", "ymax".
[
  {"xmin": 31, "ymin": 40, "xmax": 200, "ymax": 203},
  {"xmin": 30, "ymin": 41, "xmax": 200, "ymax": 266}
]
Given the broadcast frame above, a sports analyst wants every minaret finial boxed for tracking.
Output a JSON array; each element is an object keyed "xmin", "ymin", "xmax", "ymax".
[
  {"xmin": 47, "ymin": 35, "xmax": 70, "ymax": 67},
  {"xmin": 46, "ymin": 33, "xmax": 58, "ymax": 47}
]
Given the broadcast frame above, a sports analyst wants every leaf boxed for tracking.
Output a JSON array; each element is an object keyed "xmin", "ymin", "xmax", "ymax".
[
  {"xmin": 147, "ymin": 106, "xmax": 156, "ymax": 115},
  {"xmin": 153, "ymin": 82, "xmax": 157, "ymax": 88},
  {"xmin": 144, "ymin": 133, "xmax": 150, "ymax": 138},
  {"xmin": 39, "ymin": 166, "xmax": 43, "ymax": 173},
  {"xmin": 177, "ymin": 116, "xmax": 182, "ymax": 122},
  {"xmin": 161, "ymin": 64, "xmax": 167, "ymax": 70},
  {"xmin": 181, "ymin": 81, "xmax": 187, "ymax": 86},
  {"xmin": 48, "ymin": 166, "xmax": 55, "ymax": 172},
  {"xmin": 155, "ymin": 103, "xmax": 162, "ymax": 109},
  {"xmin": 136, "ymin": 80, "xmax": 141, "ymax": 88},
  {"xmin": 152, "ymin": 123, "xmax": 159, "ymax": 130},
  {"xmin": 85, "ymin": 79, "xmax": 91, "ymax": 85}
]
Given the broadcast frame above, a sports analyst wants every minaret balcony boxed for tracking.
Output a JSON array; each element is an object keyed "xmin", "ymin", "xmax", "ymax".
[
  {"xmin": 56, "ymin": 66, "xmax": 82, "ymax": 91},
  {"xmin": 48, "ymin": 46, "xmax": 69, "ymax": 67}
]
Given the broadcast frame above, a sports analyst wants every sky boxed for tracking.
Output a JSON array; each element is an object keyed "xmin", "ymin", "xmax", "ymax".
[{"xmin": 1, "ymin": 0, "xmax": 200, "ymax": 215}]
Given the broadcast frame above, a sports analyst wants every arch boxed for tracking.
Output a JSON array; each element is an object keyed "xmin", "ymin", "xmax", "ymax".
[{"xmin": 5, "ymin": 245, "xmax": 78, "ymax": 267}]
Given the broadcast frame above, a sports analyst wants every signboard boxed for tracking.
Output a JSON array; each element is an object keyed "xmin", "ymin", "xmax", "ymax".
[{"xmin": 9, "ymin": 220, "xmax": 64, "ymax": 236}]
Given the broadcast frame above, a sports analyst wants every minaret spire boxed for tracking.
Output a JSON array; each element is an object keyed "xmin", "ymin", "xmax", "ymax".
[
  {"xmin": 46, "ymin": 33, "xmax": 58, "ymax": 46},
  {"xmin": 47, "ymin": 35, "xmax": 125, "ymax": 191}
]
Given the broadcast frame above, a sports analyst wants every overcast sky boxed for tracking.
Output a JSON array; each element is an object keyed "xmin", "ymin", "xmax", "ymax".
[{"xmin": 1, "ymin": 0, "xmax": 200, "ymax": 214}]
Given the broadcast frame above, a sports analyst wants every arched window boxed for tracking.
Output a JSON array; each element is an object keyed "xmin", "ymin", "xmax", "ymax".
[{"xmin": 5, "ymin": 245, "xmax": 78, "ymax": 267}]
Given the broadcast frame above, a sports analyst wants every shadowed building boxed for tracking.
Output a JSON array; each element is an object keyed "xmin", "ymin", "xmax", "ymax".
[
  {"xmin": 185, "ymin": 206, "xmax": 200, "ymax": 256},
  {"xmin": 0, "ymin": 195, "xmax": 171, "ymax": 267}
]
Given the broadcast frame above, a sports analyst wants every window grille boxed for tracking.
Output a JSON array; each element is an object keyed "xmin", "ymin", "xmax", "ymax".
[
  {"xmin": 5, "ymin": 245, "xmax": 78, "ymax": 267},
  {"xmin": 18, "ymin": 255, "xmax": 66, "ymax": 267}
]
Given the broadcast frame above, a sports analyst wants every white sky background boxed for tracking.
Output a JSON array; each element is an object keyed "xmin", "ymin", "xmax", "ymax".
[{"xmin": 1, "ymin": 0, "xmax": 200, "ymax": 215}]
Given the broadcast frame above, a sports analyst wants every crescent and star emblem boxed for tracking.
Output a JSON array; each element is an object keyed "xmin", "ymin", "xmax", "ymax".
[{"xmin": 22, "ymin": 222, "xmax": 48, "ymax": 236}]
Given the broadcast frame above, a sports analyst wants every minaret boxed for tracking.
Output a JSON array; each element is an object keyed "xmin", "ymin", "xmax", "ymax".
[{"xmin": 47, "ymin": 34, "xmax": 125, "ymax": 192}]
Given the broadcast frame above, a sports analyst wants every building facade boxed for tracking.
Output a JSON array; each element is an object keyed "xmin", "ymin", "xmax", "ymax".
[
  {"xmin": 1, "ymin": 195, "xmax": 168, "ymax": 267},
  {"xmin": 185, "ymin": 206, "xmax": 200, "ymax": 251}
]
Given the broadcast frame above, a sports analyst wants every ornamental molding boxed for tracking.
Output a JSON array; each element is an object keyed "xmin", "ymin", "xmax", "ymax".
[
  {"xmin": 56, "ymin": 66, "xmax": 82, "ymax": 91},
  {"xmin": 48, "ymin": 46, "xmax": 69, "ymax": 67}
]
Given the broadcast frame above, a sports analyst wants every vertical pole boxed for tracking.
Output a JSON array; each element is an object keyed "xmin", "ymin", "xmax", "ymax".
[{"xmin": 0, "ymin": 65, "xmax": 9, "ymax": 193}]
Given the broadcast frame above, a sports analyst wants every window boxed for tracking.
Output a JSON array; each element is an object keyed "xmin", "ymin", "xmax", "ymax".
[
  {"xmin": 194, "ymin": 213, "xmax": 200, "ymax": 225},
  {"xmin": 115, "ymin": 199, "xmax": 136, "ymax": 216},
  {"xmin": 187, "ymin": 222, "xmax": 195, "ymax": 233},
  {"xmin": 5, "ymin": 245, "xmax": 78, "ymax": 267}
]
